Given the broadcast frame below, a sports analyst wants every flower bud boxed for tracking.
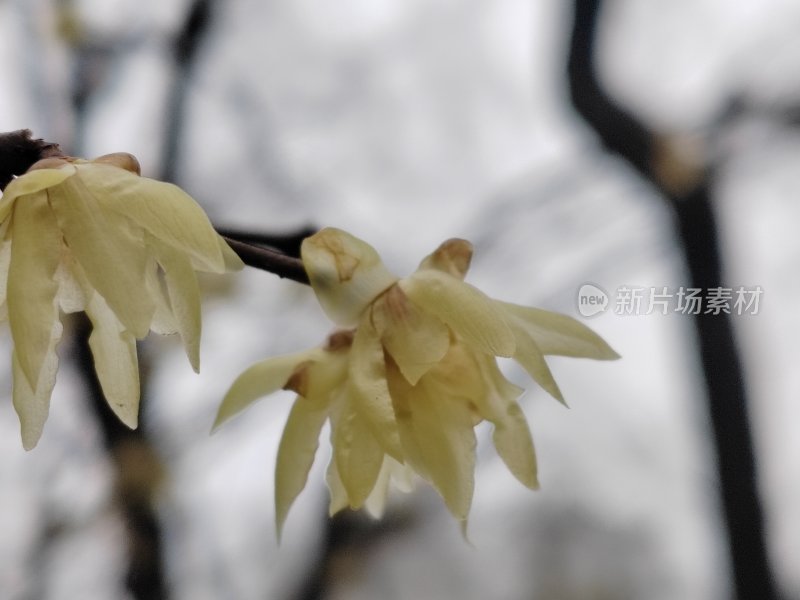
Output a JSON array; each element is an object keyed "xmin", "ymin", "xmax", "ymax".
[
  {"xmin": 92, "ymin": 152, "xmax": 141, "ymax": 175},
  {"xmin": 418, "ymin": 238, "xmax": 473, "ymax": 279}
]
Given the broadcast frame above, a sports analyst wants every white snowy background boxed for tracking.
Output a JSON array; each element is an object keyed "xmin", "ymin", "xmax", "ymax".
[{"xmin": 0, "ymin": 0, "xmax": 798, "ymax": 598}]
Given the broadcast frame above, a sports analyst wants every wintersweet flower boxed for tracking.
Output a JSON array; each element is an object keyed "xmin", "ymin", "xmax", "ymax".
[
  {"xmin": 214, "ymin": 330, "xmax": 413, "ymax": 538},
  {"xmin": 0, "ymin": 153, "xmax": 242, "ymax": 449},
  {"xmin": 216, "ymin": 228, "xmax": 618, "ymax": 531}
]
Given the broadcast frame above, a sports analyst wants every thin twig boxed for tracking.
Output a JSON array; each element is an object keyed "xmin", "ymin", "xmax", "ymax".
[
  {"xmin": 214, "ymin": 225, "xmax": 316, "ymax": 258},
  {"xmin": 222, "ymin": 236, "xmax": 309, "ymax": 285}
]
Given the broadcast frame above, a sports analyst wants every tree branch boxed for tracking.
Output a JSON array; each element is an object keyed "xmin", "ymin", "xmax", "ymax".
[
  {"xmin": 0, "ymin": 129, "xmax": 65, "ymax": 190},
  {"xmin": 567, "ymin": 2, "xmax": 781, "ymax": 599},
  {"xmin": 214, "ymin": 225, "xmax": 316, "ymax": 258},
  {"xmin": 222, "ymin": 236, "xmax": 309, "ymax": 284}
]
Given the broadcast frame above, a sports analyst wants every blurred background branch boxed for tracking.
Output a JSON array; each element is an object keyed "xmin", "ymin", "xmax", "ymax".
[{"xmin": 567, "ymin": 1, "xmax": 781, "ymax": 598}]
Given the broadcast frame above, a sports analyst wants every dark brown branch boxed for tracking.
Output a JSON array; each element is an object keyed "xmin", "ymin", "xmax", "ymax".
[
  {"xmin": 0, "ymin": 129, "xmax": 65, "ymax": 190},
  {"xmin": 161, "ymin": 0, "xmax": 213, "ymax": 183},
  {"xmin": 223, "ymin": 236, "xmax": 309, "ymax": 285},
  {"xmin": 567, "ymin": 2, "xmax": 781, "ymax": 599},
  {"xmin": 214, "ymin": 225, "xmax": 316, "ymax": 258},
  {"xmin": 72, "ymin": 314, "xmax": 167, "ymax": 600}
]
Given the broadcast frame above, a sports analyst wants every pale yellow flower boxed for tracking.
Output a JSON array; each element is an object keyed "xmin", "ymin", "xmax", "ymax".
[
  {"xmin": 0, "ymin": 154, "xmax": 242, "ymax": 449},
  {"xmin": 214, "ymin": 330, "xmax": 413, "ymax": 539},
  {"xmin": 216, "ymin": 228, "xmax": 618, "ymax": 531}
]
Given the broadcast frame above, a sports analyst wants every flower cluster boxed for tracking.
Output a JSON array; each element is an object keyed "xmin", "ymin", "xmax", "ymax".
[
  {"xmin": 0, "ymin": 153, "xmax": 242, "ymax": 449},
  {"xmin": 215, "ymin": 228, "xmax": 618, "ymax": 533}
]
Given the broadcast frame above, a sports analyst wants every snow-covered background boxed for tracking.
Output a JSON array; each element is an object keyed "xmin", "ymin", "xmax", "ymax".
[{"xmin": 0, "ymin": 0, "xmax": 798, "ymax": 598}]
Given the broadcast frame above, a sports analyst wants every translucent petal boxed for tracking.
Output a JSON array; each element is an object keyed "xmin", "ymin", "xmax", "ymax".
[
  {"xmin": 54, "ymin": 254, "xmax": 88, "ymax": 314},
  {"xmin": 7, "ymin": 193, "xmax": 62, "ymax": 387},
  {"xmin": 144, "ymin": 260, "xmax": 178, "ymax": 335},
  {"xmin": 400, "ymin": 270, "xmax": 515, "ymax": 357},
  {"xmin": 12, "ymin": 317, "xmax": 63, "ymax": 451},
  {"xmin": 76, "ymin": 163, "xmax": 229, "ymax": 273},
  {"xmin": 347, "ymin": 317, "xmax": 403, "ymax": 460},
  {"xmin": 49, "ymin": 175, "xmax": 154, "ymax": 338},
  {"xmin": 385, "ymin": 365, "xmax": 429, "ymax": 479},
  {"xmin": 213, "ymin": 350, "xmax": 318, "ymax": 431},
  {"xmin": 85, "ymin": 292, "xmax": 140, "ymax": 429},
  {"xmin": 363, "ymin": 455, "xmax": 414, "ymax": 518},
  {"xmin": 150, "ymin": 236, "xmax": 202, "ymax": 372},
  {"xmin": 0, "ymin": 163, "xmax": 76, "ymax": 223},
  {"xmin": 275, "ymin": 396, "xmax": 328, "ymax": 540},
  {"xmin": 387, "ymin": 346, "xmax": 480, "ymax": 519},
  {"xmin": 0, "ymin": 239, "xmax": 12, "ymax": 320},
  {"xmin": 330, "ymin": 397, "xmax": 384, "ymax": 509},
  {"xmin": 303, "ymin": 348, "xmax": 350, "ymax": 400},
  {"xmin": 325, "ymin": 457, "xmax": 349, "ymax": 517},
  {"xmin": 372, "ymin": 285, "xmax": 449, "ymax": 385},
  {"xmin": 403, "ymin": 382, "xmax": 477, "ymax": 521},
  {"xmin": 500, "ymin": 302, "xmax": 620, "ymax": 359},
  {"xmin": 399, "ymin": 342, "xmax": 487, "ymax": 417},
  {"xmin": 219, "ymin": 237, "xmax": 245, "ymax": 271},
  {"xmin": 363, "ymin": 456, "xmax": 393, "ymax": 519},
  {"xmin": 508, "ymin": 323, "xmax": 565, "ymax": 404},
  {"xmin": 301, "ymin": 228, "xmax": 397, "ymax": 326},
  {"xmin": 492, "ymin": 401, "xmax": 538, "ymax": 489},
  {"xmin": 473, "ymin": 355, "xmax": 539, "ymax": 489}
]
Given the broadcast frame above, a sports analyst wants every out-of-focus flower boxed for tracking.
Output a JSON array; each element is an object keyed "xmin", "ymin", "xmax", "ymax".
[
  {"xmin": 0, "ymin": 153, "xmax": 242, "ymax": 449},
  {"xmin": 216, "ymin": 228, "xmax": 618, "ymax": 532}
]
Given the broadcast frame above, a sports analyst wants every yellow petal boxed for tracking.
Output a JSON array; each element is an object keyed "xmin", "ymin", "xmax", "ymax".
[
  {"xmin": 473, "ymin": 355, "xmax": 539, "ymax": 489},
  {"xmin": 387, "ymin": 345, "xmax": 481, "ymax": 519},
  {"xmin": 143, "ymin": 259, "xmax": 178, "ymax": 335},
  {"xmin": 7, "ymin": 193, "xmax": 62, "ymax": 387},
  {"xmin": 417, "ymin": 238, "xmax": 473, "ymax": 280},
  {"xmin": 49, "ymin": 174, "xmax": 154, "ymax": 338},
  {"xmin": 372, "ymin": 285, "xmax": 450, "ymax": 385},
  {"xmin": 508, "ymin": 323, "xmax": 565, "ymax": 404},
  {"xmin": 302, "ymin": 346, "xmax": 350, "ymax": 400},
  {"xmin": 500, "ymin": 302, "xmax": 620, "ymax": 360},
  {"xmin": 0, "ymin": 162, "xmax": 76, "ymax": 223},
  {"xmin": 325, "ymin": 457, "xmax": 350, "ymax": 517},
  {"xmin": 400, "ymin": 270, "xmax": 515, "ymax": 357},
  {"xmin": 330, "ymin": 396, "xmax": 384, "ymax": 509},
  {"xmin": 0, "ymin": 239, "xmax": 12, "ymax": 320},
  {"xmin": 149, "ymin": 235, "xmax": 202, "ymax": 372},
  {"xmin": 492, "ymin": 401, "xmax": 539, "ymax": 489},
  {"xmin": 363, "ymin": 455, "xmax": 414, "ymax": 518},
  {"xmin": 275, "ymin": 395, "xmax": 328, "ymax": 540},
  {"xmin": 85, "ymin": 292, "xmax": 140, "ymax": 429},
  {"xmin": 54, "ymin": 253, "xmax": 88, "ymax": 314},
  {"xmin": 213, "ymin": 350, "xmax": 318, "ymax": 431},
  {"xmin": 12, "ymin": 318, "xmax": 63, "ymax": 450},
  {"xmin": 363, "ymin": 456, "xmax": 393, "ymax": 519},
  {"xmin": 219, "ymin": 237, "xmax": 245, "ymax": 271},
  {"xmin": 76, "ymin": 163, "xmax": 230, "ymax": 273},
  {"xmin": 347, "ymin": 317, "xmax": 403, "ymax": 460},
  {"xmin": 403, "ymin": 383, "xmax": 477, "ymax": 521},
  {"xmin": 301, "ymin": 228, "xmax": 397, "ymax": 326}
]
